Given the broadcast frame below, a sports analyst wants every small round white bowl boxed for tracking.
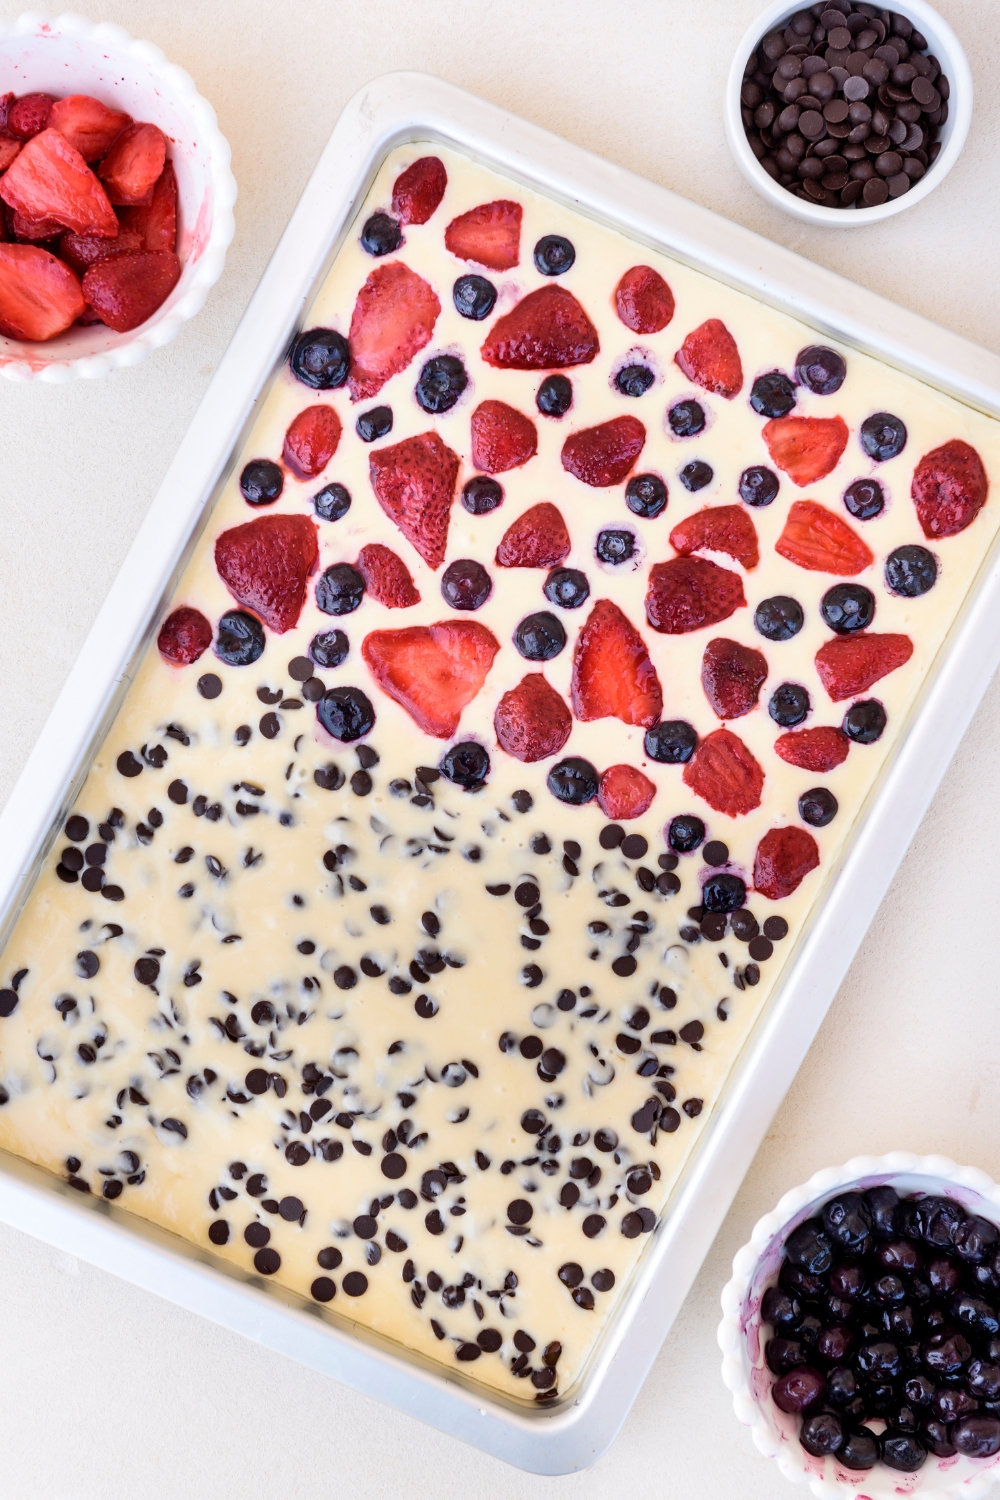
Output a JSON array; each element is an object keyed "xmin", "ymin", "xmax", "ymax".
[
  {"xmin": 724, "ymin": 0, "xmax": 973, "ymax": 228},
  {"xmin": 718, "ymin": 1153, "xmax": 1000, "ymax": 1498},
  {"xmin": 0, "ymin": 11, "xmax": 237, "ymax": 381}
]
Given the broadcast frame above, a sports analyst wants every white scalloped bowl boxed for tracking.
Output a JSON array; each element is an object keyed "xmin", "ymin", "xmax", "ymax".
[
  {"xmin": 719, "ymin": 1154, "xmax": 1000, "ymax": 1498},
  {"xmin": 0, "ymin": 11, "xmax": 236, "ymax": 381}
]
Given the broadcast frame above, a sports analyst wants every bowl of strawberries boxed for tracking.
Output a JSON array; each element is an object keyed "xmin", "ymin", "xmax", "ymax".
[{"xmin": 0, "ymin": 12, "xmax": 236, "ymax": 380}]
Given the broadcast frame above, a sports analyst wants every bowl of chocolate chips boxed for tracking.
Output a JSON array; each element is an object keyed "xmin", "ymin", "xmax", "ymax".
[
  {"xmin": 719, "ymin": 1154, "xmax": 1000, "ymax": 1496},
  {"xmin": 725, "ymin": 0, "xmax": 972, "ymax": 224}
]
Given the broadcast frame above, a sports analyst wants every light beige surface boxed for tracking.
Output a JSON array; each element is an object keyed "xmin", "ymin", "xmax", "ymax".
[{"xmin": 1, "ymin": 1, "xmax": 999, "ymax": 1494}]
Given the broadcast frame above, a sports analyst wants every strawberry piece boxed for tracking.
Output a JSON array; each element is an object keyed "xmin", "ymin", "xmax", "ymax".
[
  {"xmin": 683, "ymin": 728, "xmax": 764, "ymax": 816},
  {"xmin": 776, "ymin": 500, "xmax": 874, "ymax": 575},
  {"xmin": 214, "ymin": 514, "xmax": 319, "ymax": 634},
  {"xmin": 598, "ymin": 764, "xmax": 656, "ymax": 820},
  {"xmin": 670, "ymin": 504, "xmax": 760, "ymax": 570},
  {"xmin": 282, "ymin": 404, "xmax": 342, "ymax": 479},
  {"xmin": 0, "ymin": 129, "xmax": 117, "ymax": 237},
  {"xmin": 762, "ymin": 415, "xmax": 849, "ymax": 486},
  {"xmin": 82, "ymin": 250, "xmax": 180, "ymax": 332},
  {"xmin": 0, "ymin": 92, "xmax": 12, "ymax": 132},
  {"xmin": 814, "ymin": 632, "xmax": 913, "ymax": 702},
  {"xmin": 369, "ymin": 431, "xmax": 459, "ymax": 570},
  {"xmin": 444, "ymin": 199, "xmax": 521, "ymax": 271},
  {"xmin": 391, "ymin": 155, "xmax": 447, "ymax": 225},
  {"xmin": 701, "ymin": 637, "xmax": 768, "ymax": 719},
  {"xmin": 480, "ymin": 285, "xmax": 600, "ymax": 370},
  {"xmin": 347, "ymin": 260, "xmax": 440, "ymax": 402},
  {"xmin": 362, "ymin": 621, "xmax": 500, "ymax": 738},
  {"xmin": 9, "ymin": 210, "xmax": 63, "ymax": 242},
  {"xmin": 97, "ymin": 123, "xmax": 166, "ymax": 206},
  {"xmin": 157, "ymin": 606, "xmax": 212, "ymax": 666},
  {"xmin": 912, "ymin": 439, "xmax": 989, "ymax": 539},
  {"xmin": 356, "ymin": 543, "xmax": 420, "ymax": 609},
  {"xmin": 674, "ymin": 318, "xmax": 743, "ymax": 398},
  {"xmin": 646, "ymin": 556, "xmax": 746, "ymax": 634},
  {"xmin": 118, "ymin": 160, "xmax": 178, "ymax": 253},
  {"xmin": 0, "ymin": 244, "xmax": 85, "ymax": 339},
  {"xmin": 0, "ymin": 138, "xmax": 21, "ymax": 172},
  {"xmin": 774, "ymin": 726, "xmax": 850, "ymax": 772},
  {"xmin": 571, "ymin": 598, "xmax": 663, "ymax": 729},
  {"xmin": 7, "ymin": 94, "xmax": 55, "ymax": 140},
  {"xmin": 470, "ymin": 400, "xmax": 537, "ymax": 474},
  {"xmin": 561, "ymin": 415, "xmax": 646, "ymax": 487},
  {"xmin": 754, "ymin": 826, "xmax": 820, "ymax": 901},
  {"xmin": 614, "ymin": 265, "xmax": 675, "ymax": 334},
  {"xmin": 48, "ymin": 95, "xmax": 132, "ymax": 161},
  {"xmin": 495, "ymin": 502, "xmax": 570, "ymax": 569},
  {"xmin": 494, "ymin": 673, "xmax": 572, "ymax": 762},
  {"xmin": 59, "ymin": 226, "xmax": 142, "ymax": 275}
]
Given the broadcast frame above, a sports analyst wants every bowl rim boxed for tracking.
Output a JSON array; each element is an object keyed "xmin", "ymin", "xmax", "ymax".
[
  {"xmin": 724, "ymin": 0, "xmax": 974, "ymax": 228},
  {"xmin": 0, "ymin": 9, "xmax": 237, "ymax": 382}
]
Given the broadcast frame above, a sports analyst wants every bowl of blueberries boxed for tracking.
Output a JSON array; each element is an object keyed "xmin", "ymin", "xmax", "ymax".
[{"xmin": 719, "ymin": 1154, "xmax": 1000, "ymax": 1495}]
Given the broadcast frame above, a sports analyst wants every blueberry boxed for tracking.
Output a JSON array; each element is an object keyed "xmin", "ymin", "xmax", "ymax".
[
  {"xmin": 865, "ymin": 1184, "xmax": 899, "ymax": 1237},
  {"xmin": 215, "ymin": 611, "xmax": 265, "ymax": 666},
  {"xmin": 316, "ymin": 564, "xmax": 365, "ymax": 616},
  {"xmin": 360, "ymin": 212, "xmax": 401, "ymax": 256},
  {"xmin": 823, "ymin": 1192, "xmax": 872, "ymax": 1254},
  {"xmin": 644, "ymin": 720, "xmax": 698, "ymax": 764},
  {"xmin": 668, "ymin": 815, "xmax": 705, "ymax": 853},
  {"xmin": 310, "ymin": 629, "xmax": 348, "ymax": 669},
  {"xmin": 547, "ymin": 757, "xmax": 598, "ymax": 805},
  {"xmin": 886, "ymin": 545, "xmax": 937, "ymax": 598},
  {"xmin": 786, "ymin": 1218, "xmax": 834, "ymax": 1274},
  {"xmin": 843, "ymin": 477, "xmax": 885, "ymax": 520},
  {"xmin": 441, "ymin": 559, "xmax": 492, "ymax": 611},
  {"xmin": 453, "ymin": 274, "xmax": 496, "ymax": 320},
  {"xmin": 415, "ymin": 354, "xmax": 468, "ymax": 414},
  {"xmin": 514, "ymin": 611, "xmax": 566, "ymax": 661},
  {"xmin": 821, "ymin": 583, "xmax": 875, "ymax": 634},
  {"xmin": 916, "ymin": 1196, "xmax": 965, "ymax": 1247},
  {"xmin": 955, "ymin": 1216, "xmax": 999, "ymax": 1264},
  {"xmin": 761, "ymin": 1285, "xmax": 802, "ymax": 1330},
  {"xmin": 536, "ymin": 374, "xmax": 573, "ymax": 417},
  {"xmin": 837, "ymin": 1427, "xmax": 878, "ymax": 1470},
  {"xmin": 920, "ymin": 1419, "xmax": 957, "ymax": 1458},
  {"xmin": 313, "ymin": 482, "xmax": 351, "ymax": 522},
  {"xmin": 702, "ymin": 873, "xmax": 746, "ymax": 913},
  {"xmin": 795, "ymin": 345, "xmax": 847, "ymax": 396},
  {"xmin": 769, "ymin": 682, "xmax": 810, "ymax": 728},
  {"xmin": 952, "ymin": 1415, "xmax": 1000, "ymax": 1458},
  {"xmin": 624, "ymin": 473, "xmax": 667, "ymax": 519},
  {"xmin": 317, "ymin": 687, "xmax": 375, "ymax": 742},
  {"xmin": 615, "ymin": 364, "xmax": 654, "ymax": 398},
  {"xmin": 596, "ymin": 529, "xmax": 635, "ymax": 565},
  {"xmin": 668, "ymin": 399, "xmax": 705, "ymax": 438},
  {"xmin": 356, "ymin": 406, "xmax": 393, "ymax": 442},
  {"xmin": 755, "ymin": 595, "xmax": 804, "ymax": 642},
  {"xmin": 290, "ymin": 327, "xmax": 350, "ymax": 390},
  {"xmin": 880, "ymin": 1429, "xmax": 927, "ymax": 1472},
  {"xmin": 861, "ymin": 412, "xmax": 907, "ymax": 462},
  {"xmin": 440, "ymin": 741, "xmax": 490, "ymax": 790},
  {"xmin": 542, "ymin": 569, "xmax": 588, "ymax": 612},
  {"xmin": 800, "ymin": 788, "xmax": 838, "ymax": 827},
  {"xmin": 533, "ymin": 235, "xmax": 575, "ymax": 275},
  {"xmin": 826, "ymin": 1367, "xmax": 860, "ymax": 1407},
  {"xmin": 680, "ymin": 460, "xmax": 713, "ymax": 492},
  {"xmin": 750, "ymin": 371, "xmax": 797, "ymax": 418},
  {"xmin": 240, "ymin": 459, "xmax": 283, "ymax": 507},
  {"xmin": 843, "ymin": 699, "xmax": 886, "ymax": 744},
  {"xmin": 461, "ymin": 475, "xmax": 503, "ymax": 515},
  {"xmin": 800, "ymin": 1411, "xmax": 844, "ymax": 1457},
  {"xmin": 739, "ymin": 465, "xmax": 779, "ymax": 507}
]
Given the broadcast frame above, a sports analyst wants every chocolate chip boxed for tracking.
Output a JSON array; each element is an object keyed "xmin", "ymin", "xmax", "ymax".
[
  {"xmin": 208, "ymin": 1220, "xmax": 230, "ymax": 1245},
  {"xmin": 254, "ymin": 1248, "xmax": 280, "ymax": 1275},
  {"xmin": 343, "ymin": 1271, "xmax": 368, "ymax": 1296},
  {"xmin": 582, "ymin": 1214, "xmax": 606, "ymax": 1238}
]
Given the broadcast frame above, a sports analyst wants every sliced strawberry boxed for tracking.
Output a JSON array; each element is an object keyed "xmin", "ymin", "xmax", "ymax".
[
  {"xmin": 48, "ymin": 95, "xmax": 132, "ymax": 161},
  {"xmin": 82, "ymin": 250, "xmax": 180, "ymax": 332},
  {"xmin": 701, "ymin": 637, "xmax": 768, "ymax": 719},
  {"xmin": 494, "ymin": 673, "xmax": 572, "ymax": 762},
  {"xmin": 347, "ymin": 260, "xmax": 440, "ymax": 402},
  {"xmin": 0, "ymin": 128, "xmax": 117, "ymax": 237},
  {"xmin": 674, "ymin": 318, "xmax": 743, "ymax": 399},
  {"xmin": 214, "ymin": 514, "xmax": 319, "ymax": 634},
  {"xmin": 7, "ymin": 94, "xmax": 55, "ymax": 141},
  {"xmin": 495, "ymin": 502, "xmax": 570, "ymax": 568},
  {"xmin": 0, "ymin": 92, "xmax": 12, "ymax": 133},
  {"xmin": 646, "ymin": 556, "xmax": 746, "ymax": 634},
  {"xmin": 282, "ymin": 403, "xmax": 342, "ymax": 479},
  {"xmin": 97, "ymin": 122, "xmax": 166, "ymax": 206},
  {"xmin": 0, "ymin": 244, "xmax": 85, "ymax": 339},
  {"xmin": 571, "ymin": 598, "xmax": 663, "ymax": 729},
  {"xmin": 762, "ymin": 415, "xmax": 849, "ymax": 486},
  {"xmin": 470, "ymin": 399, "xmax": 537, "ymax": 474},
  {"xmin": 356, "ymin": 543, "xmax": 420, "ymax": 608},
  {"xmin": 614, "ymin": 265, "xmax": 675, "ymax": 334},
  {"xmin": 480, "ymin": 285, "xmax": 600, "ymax": 370},
  {"xmin": 59, "ymin": 226, "xmax": 143, "ymax": 274},
  {"xmin": 369, "ymin": 431, "xmax": 459, "ymax": 570},
  {"xmin": 912, "ymin": 439, "xmax": 989, "ymax": 539},
  {"xmin": 814, "ymin": 632, "xmax": 913, "ymax": 701},
  {"xmin": 670, "ymin": 504, "xmax": 759, "ymax": 570},
  {"xmin": 776, "ymin": 500, "xmax": 873, "ymax": 575},
  {"xmin": 362, "ymin": 621, "xmax": 500, "ymax": 737},
  {"xmin": 754, "ymin": 826, "xmax": 820, "ymax": 901},
  {"xmin": 683, "ymin": 728, "xmax": 764, "ymax": 816},
  {"xmin": 0, "ymin": 138, "xmax": 21, "ymax": 173},
  {"xmin": 157, "ymin": 606, "xmax": 212, "ymax": 666},
  {"xmin": 10, "ymin": 209, "xmax": 63, "ymax": 241},
  {"xmin": 391, "ymin": 155, "xmax": 447, "ymax": 225},
  {"xmin": 774, "ymin": 726, "xmax": 850, "ymax": 772},
  {"xmin": 598, "ymin": 764, "xmax": 656, "ymax": 820},
  {"xmin": 118, "ymin": 160, "xmax": 177, "ymax": 253},
  {"xmin": 444, "ymin": 199, "xmax": 521, "ymax": 270},
  {"xmin": 561, "ymin": 415, "xmax": 645, "ymax": 487}
]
